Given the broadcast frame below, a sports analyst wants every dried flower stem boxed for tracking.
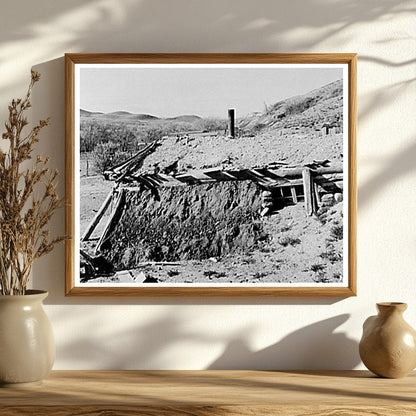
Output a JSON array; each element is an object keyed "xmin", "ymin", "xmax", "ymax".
[{"xmin": 0, "ymin": 71, "xmax": 65, "ymax": 295}]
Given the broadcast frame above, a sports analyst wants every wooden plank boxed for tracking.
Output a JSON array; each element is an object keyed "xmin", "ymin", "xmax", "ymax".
[
  {"xmin": 65, "ymin": 285, "xmax": 357, "ymax": 297},
  {"xmin": 269, "ymin": 166, "xmax": 342, "ymax": 178},
  {"xmin": 80, "ymin": 190, "xmax": 113, "ymax": 242},
  {"xmin": 95, "ymin": 189, "xmax": 126, "ymax": 254},
  {"xmin": 118, "ymin": 167, "xmax": 342, "ymax": 189},
  {"xmin": 270, "ymin": 179, "xmax": 303, "ymax": 188},
  {"xmin": 3, "ymin": 404, "xmax": 416, "ymax": 416},
  {"xmin": 314, "ymin": 182, "xmax": 321, "ymax": 204},
  {"xmin": 290, "ymin": 186, "xmax": 298, "ymax": 203},
  {"xmin": 0, "ymin": 370, "xmax": 415, "ymax": 416},
  {"xmin": 203, "ymin": 170, "xmax": 237, "ymax": 181},
  {"xmin": 109, "ymin": 141, "xmax": 159, "ymax": 177}
]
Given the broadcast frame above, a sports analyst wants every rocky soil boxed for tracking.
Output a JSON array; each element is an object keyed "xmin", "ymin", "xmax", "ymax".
[{"xmin": 80, "ymin": 78, "xmax": 345, "ymax": 284}]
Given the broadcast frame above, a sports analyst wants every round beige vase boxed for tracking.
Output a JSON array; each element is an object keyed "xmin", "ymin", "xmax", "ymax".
[
  {"xmin": 0, "ymin": 290, "xmax": 55, "ymax": 387},
  {"xmin": 359, "ymin": 302, "xmax": 416, "ymax": 378}
]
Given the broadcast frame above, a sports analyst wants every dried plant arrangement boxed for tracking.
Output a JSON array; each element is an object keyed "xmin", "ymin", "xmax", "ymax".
[{"xmin": 0, "ymin": 71, "xmax": 64, "ymax": 295}]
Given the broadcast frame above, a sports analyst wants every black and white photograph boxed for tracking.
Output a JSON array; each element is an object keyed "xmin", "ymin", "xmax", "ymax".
[{"xmin": 66, "ymin": 55, "xmax": 356, "ymax": 294}]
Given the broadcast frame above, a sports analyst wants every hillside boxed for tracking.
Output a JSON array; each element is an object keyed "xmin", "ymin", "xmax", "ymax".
[
  {"xmin": 135, "ymin": 79, "xmax": 344, "ymax": 175},
  {"xmin": 239, "ymin": 79, "xmax": 343, "ymax": 133},
  {"xmin": 80, "ymin": 79, "xmax": 344, "ymax": 174},
  {"xmin": 81, "ymin": 109, "xmax": 160, "ymax": 121},
  {"xmin": 80, "ymin": 109, "xmax": 103, "ymax": 117},
  {"xmin": 166, "ymin": 115, "xmax": 202, "ymax": 123},
  {"xmin": 80, "ymin": 109, "xmax": 203, "ymax": 123}
]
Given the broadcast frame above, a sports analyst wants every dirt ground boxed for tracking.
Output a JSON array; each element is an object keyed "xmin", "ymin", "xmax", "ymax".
[
  {"xmin": 81, "ymin": 175, "xmax": 343, "ymax": 284},
  {"xmin": 138, "ymin": 131, "xmax": 343, "ymax": 175}
]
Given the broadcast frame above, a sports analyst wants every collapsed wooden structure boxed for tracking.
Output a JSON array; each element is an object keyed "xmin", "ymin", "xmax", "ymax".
[{"xmin": 82, "ymin": 142, "xmax": 343, "ymax": 256}]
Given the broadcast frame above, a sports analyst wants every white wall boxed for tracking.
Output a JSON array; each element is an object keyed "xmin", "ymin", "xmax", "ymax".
[{"xmin": 1, "ymin": 0, "xmax": 415, "ymax": 370}]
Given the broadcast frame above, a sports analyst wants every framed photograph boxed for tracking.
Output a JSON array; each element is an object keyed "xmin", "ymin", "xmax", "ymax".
[{"xmin": 65, "ymin": 53, "xmax": 356, "ymax": 296}]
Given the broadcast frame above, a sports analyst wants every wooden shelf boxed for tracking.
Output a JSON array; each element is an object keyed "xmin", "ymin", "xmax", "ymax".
[{"xmin": 1, "ymin": 370, "xmax": 415, "ymax": 415}]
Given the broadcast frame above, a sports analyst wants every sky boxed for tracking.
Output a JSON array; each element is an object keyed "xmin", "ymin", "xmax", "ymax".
[{"xmin": 79, "ymin": 64, "xmax": 344, "ymax": 119}]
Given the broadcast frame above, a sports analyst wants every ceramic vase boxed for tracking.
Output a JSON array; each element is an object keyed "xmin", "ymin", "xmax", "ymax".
[
  {"xmin": 0, "ymin": 290, "xmax": 55, "ymax": 387},
  {"xmin": 359, "ymin": 302, "xmax": 416, "ymax": 378}
]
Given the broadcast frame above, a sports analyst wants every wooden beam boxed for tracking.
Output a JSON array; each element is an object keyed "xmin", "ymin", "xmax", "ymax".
[
  {"xmin": 290, "ymin": 187, "xmax": 298, "ymax": 204},
  {"xmin": 95, "ymin": 189, "xmax": 126, "ymax": 254},
  {"xmin": 81, "ymin": 191, "xmax": 113, "ymax": 242},
  {"xmin": 314, "ymin": 183, "xmax": 321, "ymax": 205},
  {"xmin": 270, "ymin": 166, "xmax": 342, "ymax": 178},
  {"xmin": 302, "ymin": 167, "xmax": 317, "ymax": 216}
]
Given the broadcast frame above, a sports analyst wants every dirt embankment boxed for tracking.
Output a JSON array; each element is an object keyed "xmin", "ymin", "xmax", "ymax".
[
  {"xmin": 137, "ymin": 131, "xmax": 343, "ymax": 176},
  {"xmin": 101, "ymin": 181, "xmax": 265, "ymax": 270}
]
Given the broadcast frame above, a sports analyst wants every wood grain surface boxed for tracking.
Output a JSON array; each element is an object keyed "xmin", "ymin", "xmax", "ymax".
[{"xmin": 1, "ymin": 370, "xmax": 415, "ymax": 415}]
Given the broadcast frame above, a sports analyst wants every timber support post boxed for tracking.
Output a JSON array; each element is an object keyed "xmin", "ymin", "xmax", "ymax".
[{"xmin": 302, "ymin": 167, "xmax": 318, "ymax": 216}]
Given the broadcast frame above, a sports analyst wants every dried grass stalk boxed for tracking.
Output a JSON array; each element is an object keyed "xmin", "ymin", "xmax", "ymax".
[{"xmin": 0, "ymin": 71, "xmax": 65, "ymax": 295}]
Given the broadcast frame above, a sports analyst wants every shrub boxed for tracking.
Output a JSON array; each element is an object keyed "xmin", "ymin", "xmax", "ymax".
[
  {"xmin": 92, "ymin": 142, "xmax": 131, "ymax": 174},
  {"xmin": 203, "ymin": 270, "xmax": 226, "ymax": 279},
  {"xmin": 278, "ymin": 236, "xmax": 301, "ymax": 247},
  {"xmin": 319, "ymin": 249, "xmax": 342, "ymax": 264},
  {"xmin": 310, "ymin": 263, "xmax": 326, "ymax": 274},
  {"xmin": 330, "ymin": 224, "xmax": 343, "ymax": 241},
  {"xmin": 252, "ymin": 272, "xmax": 268, "ymax": 280},
  {"xmin": 332, "ymin": 272, "xmax": 342, "ymax": 280}
]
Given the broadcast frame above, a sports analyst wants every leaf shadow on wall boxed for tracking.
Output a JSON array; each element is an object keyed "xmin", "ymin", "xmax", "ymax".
[
  {"xmin": 0, "ymin": 0, "xmax": 413, "ymax": 96},
  {"xmin": 207, "ymin": 314, "xmax": 360, "ymax": 370},
  {"xmin": 53, "ymin": 311, "xmax": 215, "ymax": 369},
  {"xmin": 356, "ymin": 56, "xmax": 416, "ymax": 210},
  {"xmin": 52, "ymin": 307, "xmax": 359, "ymax": 370},
  {"xmin": 26, "ymin": 0, "xmax": 416, "ymax": 303},
  {"xmin": 359, "ymin": 139, "xmax": 416, "ymax": 210}
]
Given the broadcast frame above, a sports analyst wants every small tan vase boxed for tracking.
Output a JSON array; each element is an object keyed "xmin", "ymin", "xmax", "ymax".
[
  {"xmin": 0, "ymin": 290, "xmax": 55, "ymax": 387},
  {"xmin": 359, "ymin": 302, "xmax": 416, "ymax": 378}
]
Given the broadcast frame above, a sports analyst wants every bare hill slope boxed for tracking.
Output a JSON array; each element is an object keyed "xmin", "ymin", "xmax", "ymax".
[
  {"xmin": 136, "ymin": 79, "xmax": 344, "ymax": 175},
  {"xmin": 239, "ymin": 79, "xmax": 343, "ymax": 132}
]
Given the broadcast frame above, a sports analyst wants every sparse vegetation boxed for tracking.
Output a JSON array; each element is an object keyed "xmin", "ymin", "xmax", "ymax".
[
  {"xmin": 204, "ymin": 270, "xmax": 226, "ymax": 279},
  {"xmin": 314, "ymin": 275, "xmax": 331, "ymax": 283},
  {"xmin": 80, "ymin": 112, "xmax": 227, "ymax": 159},
  {"xmin": 310, "ymin": 263, "xmax": 329, "ymax": 283},
  {"xmin": 278, "ymin": 236, "xmax": 301, "ymax": 247},
  {"xmin": 92, "ymin": 142, "xmax": 133, "ymax": 174},
  {"xmin": 252, "ymin": 272, "xmax": 267, "ymax": 280},
  {"xmin": 279, "ymin": 223, "xmax": 293, "ymax": 233},
  {"xmin": 310, "ymin": 263, "xmax": 326, "ymax": 274},
  {"xmin": 329, "ymin": 224, "xmax": 343, "ymax": 241},
  {"xmin": 239, "ymin": 79, "xmax": 343, "ymax": 134},
  {"xmin": 319, "ymin": 248, "xmax": 342, "ymax": 264},
  {"xmin": 167, "ymin": 269, "xmax": 180, "ymax": 277},
  {"xmin": 197, "ymin": 118, "xmax": 227, "ymax": 132}
]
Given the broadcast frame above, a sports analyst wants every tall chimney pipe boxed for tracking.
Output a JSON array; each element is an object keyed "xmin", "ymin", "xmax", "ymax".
[{"xmin": 228, "ymin": 108, "xmax": 235, "ymax": 139}]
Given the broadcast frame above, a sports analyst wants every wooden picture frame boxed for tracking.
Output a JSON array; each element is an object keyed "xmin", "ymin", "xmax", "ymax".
[{"xmin": 65, "ymin": 53, "xmax": 356, "ymax": 296}]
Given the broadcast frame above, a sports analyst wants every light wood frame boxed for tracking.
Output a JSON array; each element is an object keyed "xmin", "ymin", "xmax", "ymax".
[{"xmin": 65, "ymin": 53, "xmax": 356, "ymax": 296}]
